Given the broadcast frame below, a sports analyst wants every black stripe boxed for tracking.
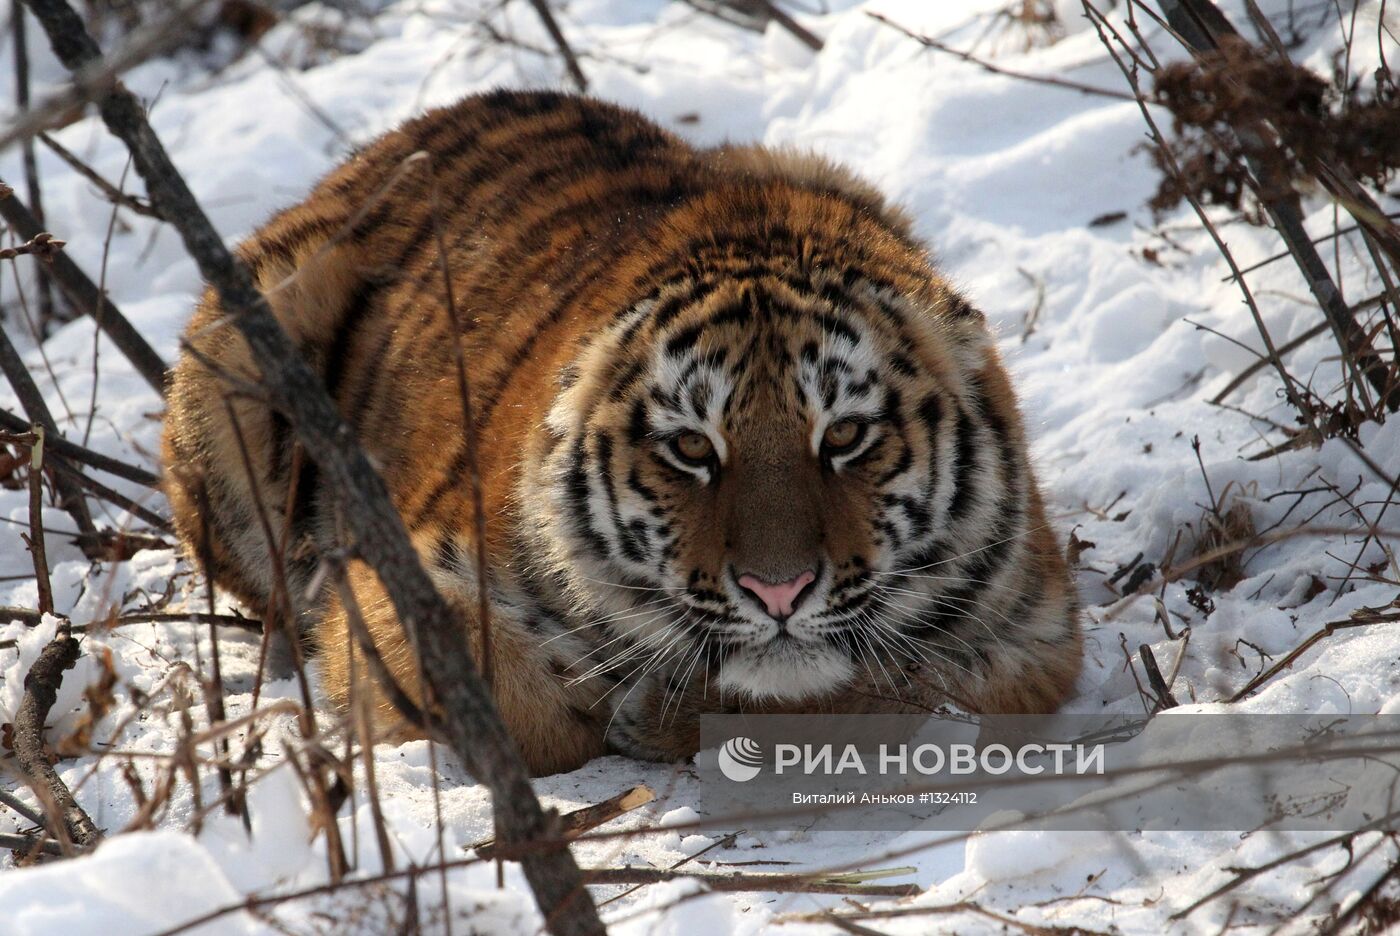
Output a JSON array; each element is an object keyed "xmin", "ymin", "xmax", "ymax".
[{"xmin": 564, "ymin": 437, "xmax": 610, "ymax": 557}]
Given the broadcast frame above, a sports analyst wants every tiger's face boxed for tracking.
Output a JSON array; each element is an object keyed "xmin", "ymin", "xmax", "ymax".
[{"xmin": 538, "ymin": 267, "xmax": 1002, "ymax": 704}]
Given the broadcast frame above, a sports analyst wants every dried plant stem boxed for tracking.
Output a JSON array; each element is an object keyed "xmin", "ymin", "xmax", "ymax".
[
  {"xmin": 0, "ymin": 607, "xmax": 261, "ymax": 651},
  {"xmin": 425, "ymin": 155, "xmax": 492, "ymax": 688},
  {"xmin": 1083, "ymin": 1, "xmax": 1322, "ymax": 438},
  {"xmin": 783, "ymin": 900, "xmax": 1110, "ymax": 935},
  {"xmin": 1156, "ymin": 0, "xmax": 1398, "ymax": 412},
  {"xmin": 1171, "ymin": 809, "xmax": 1400, "ymax": 919},
  {"xmin": 25, "ymin": 426, "xmax": 53, "ymax": 614}
]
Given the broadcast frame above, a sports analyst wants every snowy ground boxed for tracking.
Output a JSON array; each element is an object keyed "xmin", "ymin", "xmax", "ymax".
[{"xmin": 1, "ymin": 0, "xmax": 1399, "ymax": 933}]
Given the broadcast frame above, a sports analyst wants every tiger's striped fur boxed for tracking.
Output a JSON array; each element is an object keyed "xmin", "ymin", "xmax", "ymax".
[{"xmin": 162, "ymin": 91, "xmax": 1082, "ymax": 775}]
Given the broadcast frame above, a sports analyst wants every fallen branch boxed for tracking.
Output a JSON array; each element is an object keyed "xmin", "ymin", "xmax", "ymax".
[
  {"xmin": 471, "ymin": 784, "xmax": 656, "ymax": 859},
  {"xmin": 580, "ymin": 865, "xmax": 920, "ymax": 897},
  {"xmin": 12, "ymin": 630, "xmax": 103, "ymax": 851},
  {"xmin": 19, "ymin": 0, "xmax": 603, "ymax": 929},
  {"xmin": 0, "ymin": 0, "xmax": 209, "ymax": 154},
  {"xmin": 0, "ymin": 831, "xmax": 64, "ymax": 856},
  {"xmin": 0, "ymin": 788, "xmax": 47, "ymax": 827},
  {"xmin": 1228, "ymin": 608, "xmax": 1400, "ymax": 702},
  {"xmin": 61, "ymin": 465, "xmax": 170, "ymax": 530},
  {"xmin": 12, "ymin": 4, "xmax": 60, "ymax": 333},
  {"xmin": 0, "ymin": 606, "xmax": 263, "ymax": 651},
  {"xmin": 781, "ymin": 900, "xmax": 1111, "ymax": 935}
]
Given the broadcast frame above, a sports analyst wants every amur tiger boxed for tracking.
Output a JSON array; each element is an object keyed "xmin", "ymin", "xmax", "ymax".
[{"xmin": 162, "ymin": 91, "xmax": 1082, "ymax": 775}]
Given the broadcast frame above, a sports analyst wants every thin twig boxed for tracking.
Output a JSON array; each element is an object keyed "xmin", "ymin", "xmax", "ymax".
[
  {"xmin": 1228, "ymin": 609, "xmax": 1400, "ymax": 702},
  {"xmin": 12, "ymin": 2, "xmax": 60, "ymax": 332},
  {"xmin": 759, "ymin": 1, "xmax": 823, "ymax": 51},
  {"xmin": 525, "ymin": 0, "xmax": 588, "ymax": 92},
  {"xmin": 0, "ymin": 322, "xmax": 99, "ymax": 546},
  {"xmin": 1138, "ymin": 643, "xmax": 1179, "ymax": 710},
  {"xmin": 1209, "ymin": 319, "xmax": 1330, "ymax": 404},
  {"xmin": 0, "ymin": 187, "xmax": 168, "ymax": 394},
  {"xmin": 869, "ymin": 10, "xmax": 1134, "ymax": 101},
  {"xmin": 37, "ymin": 131, "xmax": 165, "ymax": 220},
  {"xmin": 0, "ymin": 229, "xmax": 65, "ymax": 261},
  {"xmin": 0, "ymin": 414, "xmax": 162, "ymax": 487},
  {"xmin": 0, "ymin": 787, "xmax": 47, "ymax": 827}
]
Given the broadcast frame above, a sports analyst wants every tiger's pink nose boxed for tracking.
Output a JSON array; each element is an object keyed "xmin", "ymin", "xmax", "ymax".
[{"xmin": 736, "ymin": 570, "xmax": 817, "ymax": 620}]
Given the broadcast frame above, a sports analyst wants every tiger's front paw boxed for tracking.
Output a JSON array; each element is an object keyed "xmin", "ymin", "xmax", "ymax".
[{"xmin": 604, "ymin": 680, "xmax": 702, "ymax": 763}]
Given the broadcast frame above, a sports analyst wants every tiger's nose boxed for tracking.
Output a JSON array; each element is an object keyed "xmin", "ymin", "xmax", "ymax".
[{"xmin": 736, "ymin": 569, "xmax": 817, "ymax": 621}]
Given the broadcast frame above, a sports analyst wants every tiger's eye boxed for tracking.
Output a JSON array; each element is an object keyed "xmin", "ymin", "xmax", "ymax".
[
  {"xmin": 674, "ymin": 432, "xmax": 714, "ymax": 463},
  {"xmin": 823, "ymin": 420, "xmax": 861, "ymax": 451}
]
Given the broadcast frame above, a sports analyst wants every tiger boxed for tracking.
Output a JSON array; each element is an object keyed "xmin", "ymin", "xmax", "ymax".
[{"xmin": 162, "ymin": 91, "xmax": 1082, "ymax": 776}]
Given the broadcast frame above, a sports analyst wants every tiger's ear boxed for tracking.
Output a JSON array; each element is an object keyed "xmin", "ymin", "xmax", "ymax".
[
  {"xmin": 931, "ymin": 289, "xmax": 998, "ymax": 383},
  {"xmin": 940, "ymin": 290, "xmax": 987, "ymax": 329}
]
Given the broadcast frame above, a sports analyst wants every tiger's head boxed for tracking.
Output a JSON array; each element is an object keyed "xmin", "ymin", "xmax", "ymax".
[{"xmin": 533, "ymin": 180, "xmax": 1033, "ymax": 706}]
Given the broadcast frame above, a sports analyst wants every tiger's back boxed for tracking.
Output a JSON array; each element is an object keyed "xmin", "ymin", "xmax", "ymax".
[{"xmin": 163, "ymin": 91, "xmax": 1082, "ymax": 775}]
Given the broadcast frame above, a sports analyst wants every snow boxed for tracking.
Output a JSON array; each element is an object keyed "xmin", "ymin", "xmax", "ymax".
[{"xmin": 1, "ymin": 0, "xmax": 1398, "ymax": 933}]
